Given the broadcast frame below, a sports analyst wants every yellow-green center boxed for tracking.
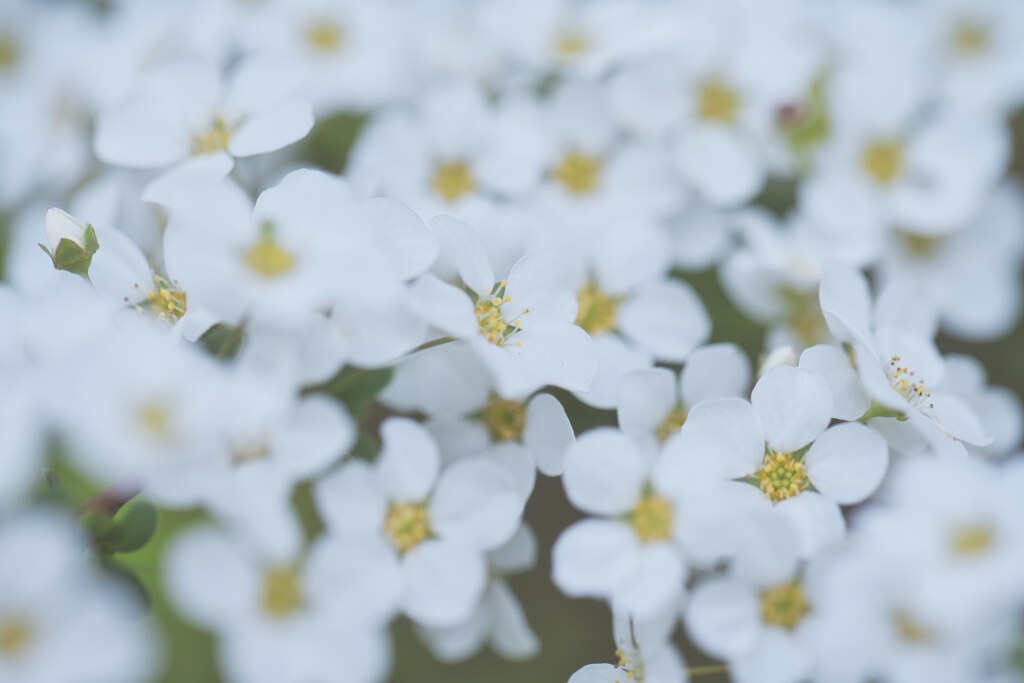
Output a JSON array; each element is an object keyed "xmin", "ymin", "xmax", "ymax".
[
  {"xmin": 951, "ymin": 20, "xmax": 989, "ymax": 56},
  {"xmin": 142, "ymin": 275, "xmax": 187, "ymax": 323},
  {"xmin": 261, "ymin": 566, "xmax": 303, "ymax": 619},
  {"xmin": 191, "ymin": 116, "xmax": 233, "ymax": 155},
  {"xmin": 575, "ymin": 281, "xmax": 620, "ymax": 335},
  {"xmin": 697, "ymin": 79, "xmax": 740, "ymax": 123},
  {"xmin": 385, "ymin": 502, "xmax": 431, "ymax": 552},
  {"xmin": 756, "ymin": 452, "xmax": 809, "ymax": 503},
  {"xmin": 306, "ymin": 19, "xmax": 345, "ymax": 53},
  {"xmin": 0, "ymin": 618, "xmax": 32, "ymax": 656},
  {"xmin": 951, "ymin": 523, "xmax": 994, "ymax": 557},
  {"xmin": 136, "ymin": 401, "xmax": 173, "ymax": 441},
  {"xmin": 553, "ymin": 151, "xmax": 601, "ymax": 195},
  {"xmin": 553, "ymin": 28, "xmax": 589, "ymax": 59},
  {"xmin": 244, "ymin": 222, "xmax": 296, "ymax": 278},
  {"xmin": 480, "ymin": 397, "xmax": 527, "ymax": 442},
  {"xmin": 861, "ymin": 139, "xmax": 904, "ymax": 185},
  {"xmin": 630, "ymin": 492, "xmax": 673, "ymax": 543},
  {"xmin": 432, "ymin": 160, "xmax": 475, "ymax": 202},
  {"xmin": 0, "ymin": 35, "xmax": 18, "ymax": 72},
  {"xmin": 655, "ymin": 407, "xmax": 688, "ymax": 443},
  {"xmin": 760, "ymin": 581, "xmax": 810, "ymax": 629}
]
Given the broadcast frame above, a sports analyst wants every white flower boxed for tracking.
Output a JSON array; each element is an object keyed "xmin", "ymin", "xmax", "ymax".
[
  {"xmin": 165, "ymin": 525, "xmax": 398, "ymax": 683},
  {"xmin": 679, "ymin": 366, "xmax": 889, "ymax": 556},
  {"xmin": 314, "ymin": 418, "xmax": 525, "ymax": 628},
  {"xmin": 410, "ymin": 215, "xmax": 595, "ymax": 397},
  {"xmin": 617, "ymin": 343, "xmax": 751, "ymax": 448},
  {"xmin": 0, "ymin": 511, "xmax": 157, "ymax": 683},
  {"xmin": 819, "ymin": 260, "xmax": 992, "ymax": 456},
  {"xmin": 568, "ymin": 608, "xmax": 686, "ymax": 683},
  {"xmin": 94, "ymin": 56, "xmax": 313, "ymax": 184}
]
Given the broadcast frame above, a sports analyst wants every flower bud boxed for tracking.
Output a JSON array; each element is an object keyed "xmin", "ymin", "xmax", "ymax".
[
  {"xmin": 40, "ymin": 208, "xmax": 99, "ymax": 276},
  {"xmin": 45, "ymin": 208, "xmax": 88, "ymax": 250},
  {"xmin": 758, "ymin": 345, "xmax": 797, "ymax": 377}
]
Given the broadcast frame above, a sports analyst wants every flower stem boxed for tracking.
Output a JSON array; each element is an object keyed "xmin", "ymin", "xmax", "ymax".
[
  {"xmin": 687, "ymin": 664, "xmax": 728, "ymax": 677},
  {"xmin": 406, "ymin": 336, "xmax": 455, "ymax": 356}
]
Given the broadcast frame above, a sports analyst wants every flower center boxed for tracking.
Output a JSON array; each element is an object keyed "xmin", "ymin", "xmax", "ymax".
[
  {"xmin": 630, "ymin": 492, "xmax": 673, "ymax": 543},
  {"xmin": 231, "ymin": 440, "xmax": 269, "ymax": 465},
  {"xmin": 951, "ymin": 19, "xmax": 989, "ymax": 57},
  {"xmin": 244, "ymin": 222, "xmax": 296, "ymax": 278},
  {"xmin": 136, "ymin": 401, "xmax": 173, "ymax": 441},
  {"xmin": 474, "ymin": 281, "xmax": 526, "ymax": 346},
  {"xmin": 305, "ymin": 18, "xmax": 345, "ymax": 53},
  {"xmin": 553, "ymin": 28, "xmax": 588, "ymax": 60},
  {"xmin": 0, "ymin": 618, "xmax": 32, "ymax": 657},
  {"xmin": 191, "ymin": 116, "xmax": 233, "ymax": 155},
  {"xmin": 261, "ymin": 566, "xmax": 303, "ymax": 619},
  {"xmin": 655, "ymin": 407, "xmax": 687, "ymax": 443},
  {"xmin": 553, "ymin": 151, "xmax": 601, "ymax": 195},
  {"xmin": 900, "ymin": 232, "xmax": 945, "ymax": 260},
  {"xmin": 779, "ymin": 285, "xmax": 828, "ymax": 346},
  {"xmin": 0, "ymin": 34, "xmax": 19, "ymax": 72},
  {"xmin": 861, "ymin": 138, "xmax": 904, "ymax": 185},
  {"xmin": 756, "ymin": 451, "xmax": 809, "ymax": 503},
  {"xmin": 432, "ymin": 160, "xmax": 475, "ymax": 202},
  {"xmin": 480, "ymin": 396, "xmax": 526, "ymax": 442},
  {"xmin": 575, "ymin": 281, "xmax": 620, "ymax": 335},
  {"xmin": 892, "ymin": 609, "xmax": 936, "ymax": 645},
  {"xmin": 697, "ymin": 79, "xmax": 740, "ymax": 123},
  {"xmin": 385, "ymin": 502, "xmax": 431, "ymax": 552},
  {"xmin": 142, "ymin": 274, "xmax": 187, "ymax": 323},
  {"xmin": 951, "ymin": 523, "xmax": 994, "ymax": 557},
  {"xmin": 886, "ymin": 356, "xmax": 934, "ymax": 410},
  {"xmin": 760, "ymin": 582, "xmax": 810, "ymax": 629}
]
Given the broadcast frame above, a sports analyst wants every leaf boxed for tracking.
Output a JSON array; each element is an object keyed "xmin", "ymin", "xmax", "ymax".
[
  {"xmin": 306, "ymin": 365, "xmax": 394, "ymax": 416},
  {"xmin": 96, "ymin": 500, "xmax": 159, "ymax": 554},
  {"xmin": 197, "ymin": 323, "xmax": 245, "ymax": 360}
]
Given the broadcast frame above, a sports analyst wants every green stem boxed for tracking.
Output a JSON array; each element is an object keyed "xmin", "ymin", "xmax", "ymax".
[
  {"xmin": 406, "ymin": 336, "xmax": 455, "ymax": 356},
  {"xmin": 858, "ymin": 400, "xmax": 906, "ymax": 423},
  {"xmin": 687, "ymin": 664, "xmax": 728, "ymax": 677}
]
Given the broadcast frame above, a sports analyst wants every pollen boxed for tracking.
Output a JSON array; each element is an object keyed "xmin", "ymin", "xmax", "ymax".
[
  {"xmin": 892, "ymin": 609, "xmax": 936, "ymax": 644},
  {"xmin": 756, "ymin": 451, "xmax": 809, "ymax": 503},
  {"xmin": 475, "ymin": 281, "xmax": 525, "ymax": 346},
  {"xmin": 553, "ymin": 28, "xmax": 589, "ymax": 59},
  {"xmin": 385, "ymin": 502, "xmax": 431, "ymax": 552},
  {"xmin": 655, "ymin": 407, "xmax": 687, "ymax": 444},
  {"xmin": 0, "ymin": 618, "xmax": 32, "ymax": 656},
  {"xmin": 244, "ymin": 222, "xmax": 296, "ymax": 278},
  {"xmin": 480, "ymin": 396, "xmax": 527, "ymax": 442},
  {"xmin": 575, "ymin": 281, "xmax": 620, "ymax": 335},
  {"xmin": 553, "ymin": 151, "xmax": 601, "ymax": 195},
  {"xmin": 951, "ymin": 19, "xmax": 989, "ymax": 57},
  {"xmin": 231, "ymin": 440, "xmax": 269, "ymax": 465},
  {"xmin": 861, "ymin": 138, "xmax": 904, "ymax": 185},
  {"xmin": 886, "ymin": 356, "xmax": 934, "ymax": 410},
  {"xmin": 190, "ymin": 116, "xmax": 233, "ymax": 156},
  {"xmin": 261, "ymin": 566, "xmax": 303, "ymax": 619},
  {"xmin": 760, "ymin": 581, "xmax": 810, "ymax": 629},
  {"xmin": 142, "ymin": 274, "xmax": 187, "ymax": 323},
  {"xmin": 951, "ymin": 523, "xmax": 995, "ymax": 557},
  {"xmin": 136, "ymin": 401, "xmax": 173, "ymax": 441},
  {"xmin": 630, "ymin": 492, "xmax": 673, "ymax": 543},
  {"xmin": 697, "ymin": 79, "xmax": 740, "ymax": 124},
  {"xmin": 899, "ymin": 232, "xmax": 945, "ymax": 260},
  {"xmin": 432, "ymin": 160, "xmax": 475, "ymax": 202},
  {"xmin": 305, "ymin": 19, "xmax": 345, "ymax": 53}
]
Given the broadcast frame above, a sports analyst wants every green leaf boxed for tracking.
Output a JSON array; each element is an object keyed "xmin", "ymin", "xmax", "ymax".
[
  {"xmin": 96, "ymin": 500, "xmax": 159, "ymax": 554},
  {"xmin": 197, "ymin": 323, "xmax": 245, "ymax": 360},
  {"xmin": 306, "ymin": 365, "xmax": 394, "ymax": 416}
]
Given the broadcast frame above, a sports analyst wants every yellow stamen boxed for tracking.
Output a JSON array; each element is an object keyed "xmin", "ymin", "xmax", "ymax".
[
  {"xmin": 0, "ymin": 618, "xmax": 32, "ymax": 656},
  {"xmin": 697, "ymin": 79, "xmax": 740, "ymax": 124},
  {"xmin": 136, "ymin": 401, "xmax": 173, "ymax": 441},
  {"xmin": 655, "ymin": 407, "xmax": 687, "ymax": 444},
  {"xmin": 951, "ymin": 20, "xmax": 989, "ymax": 56},
  {"xmin": 553, "ymin": 28, "xmax": 589, "ymax": 59},
  {"xmin": 861, "ymin": 139, "xmax": 904, "ymax": 185},
  {"xmin": 432, "ymin": 160, "xmax": 475, "ymax": 202},
  {"xmin": 892, "ymin": 609, "xmax": 936, "ymax": 644},
  {"xmin": 900, "ymin": 232, "xmax": 945, "ymax": 260},
  {"xmin": 0, "ymin": 35, "xmax": 18, "ymax": 72},
  {"xmin": 480, "ymin": 397, "xmax": 527, "ymax": 442},
  {"xmin": 553, "ymin": 151, "xmax": 602, "ymax": 195},
  {"xmin": 306, "ymin": 19, "xmax": 345, "ymax": 53},
  {"xmin": 191, "ymin": 116, "xmax": 233, "ymax": 155},
  {"xmin": 630, "ymin": 492, "xmax": 673, "ymax": 543},
  {"xmin": 261, "ymin": 567, "xmax": 303, "ymax": 619},
  {"xmin": 244, "ymin": 222, "xmax": 295, "ymax": 278},
  {"xmin": 142, "ymin": 274, "xmax": 187, "ymax": 323},
  {"xmin": 385, "ymin": 502, "xmax": 431, "ymax": 552},
  {"xmin": 760, "ymin": 582, "xmax": 810, "ymax": 629},
  {"xmin": 575, "ymin": 281, "xmax": 620, "ymax": 335},
  {"xmin": 756, "ymin": 452, "xmax": 809, "ymax": 503},
  {"xmin": 886, "ymin": 356, "xmax": 934, "ymax": 410},
  {"xmin": 951, "ymin": 524, "xmax": 994, "ymax": 557}
]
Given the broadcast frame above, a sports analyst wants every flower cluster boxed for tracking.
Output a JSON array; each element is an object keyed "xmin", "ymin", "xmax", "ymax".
[{"xmin": 2, "ymin": 1, "xmax": 1024, "ymax": 683}]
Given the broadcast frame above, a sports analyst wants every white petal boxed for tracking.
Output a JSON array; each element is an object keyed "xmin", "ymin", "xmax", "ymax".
[
  {"xmin": 563, "ymin": 428, "xmax": 646, "ymax": 516},
  {"xmin": 430, "ymin": 458, "xmax": 523, "ymax": 551},
  {"xmin": 376, "ymin": 418, "xmax": 441, "ymax": 502},
  {"xmin": 617, "ymin": 367, "xmax": 678, "ymax": 441},
  {"xmin": 163, "ymin": 527, "xmax": 257, "ymax": 627},
  {"xmin": 429, "ymin": 215, "xmax": 495, "ymax": 296},
  {"xmin": 94, "ymin": 97, "xmax": 184, "ymax": 168},
  {"xmin": 552, "ymin": 519, "xmax": 640, "ymax": 598},
  {"xmin": 610, "ymin": 544, "xmax": 686, "ymax": 621},
  {"xmin": 678, "ymin": 398, "xmax": 764, "ymax": 479},
  {"xmin": 618, "ymin": 279, "xmax": 711, "ymax": 362},
  {"xmin": 804, "ymin": 423, "xmax": 889, "ymax": 505},
  {"xmin": 409, "ymin": 274, "xmax": 478, "ymax": 339},
  {"xmin": 818, "ymin": 260, "xmax": 874, "ymax": 348},
  {"xmin": 489, "ymin": 581, "xmax": 541, "ymax": 660},
  {"xmin": 402, "ymin": 539, "xmax": 487, "ymax": 628},
  {"xmin": 752, "ymin": 366, "xmax": 833, "ymax": 453},
  {"xmin": 314, "ymin": 461, "xmax": 388, "ymax": 537},
  {"xmin": 523, "ymin": 393, "xmax": 575, "ymax": 477},
  {"xmin": 732, "ymin": 628, "xmax": 812, "ymax": 683},
  {"xmin": 685, "ymin": 578, "xmax": 761, "ymax": 660},
  {"xmin": 681, "ymin": 342, "xmax": 752, "ymax": 407},
  {"xmin": 363, "ymin": 197, "xmax": 438, "ymax": 280},
  {"xmin": 929, "ymin": 392, "xmax": 993, "ymax": 446},
  {"xmin": 229, "ymin": 99, "xmax": 314, "ymax": 157},
  {"xmin": 773, "ymin": 492, "xmax": 845, "ymax": 558},
  {"xmin": 676, "ymin": 126, "xmax": 763, "ymax": 207},
  {"xmin": 501, "ymin": 325, "xmax": 597, "ymax": 394},
  {"xmin": 569, "ymin": 664, "xmax": 625, "ymax": 683},
  {"xmin": 798, "ymin": 344, "xmax": 869, "ymax": 421}
]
